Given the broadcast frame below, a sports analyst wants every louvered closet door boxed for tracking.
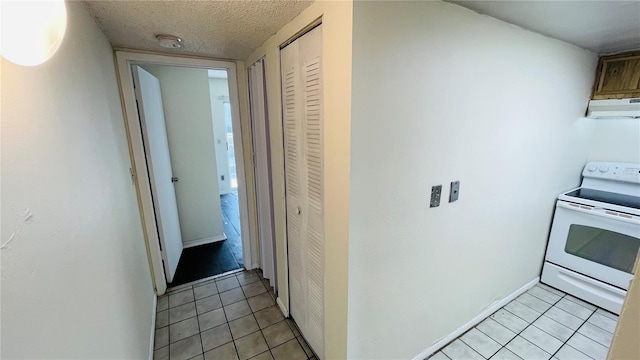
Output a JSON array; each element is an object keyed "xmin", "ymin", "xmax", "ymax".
[{"xmin": 280, "ymin": 24, "xmax": 324, "ymax": 359}]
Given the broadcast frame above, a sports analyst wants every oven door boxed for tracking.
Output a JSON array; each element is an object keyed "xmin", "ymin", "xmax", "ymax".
[{"xmin": 545, "ymin": 200, "xmax": 640, "ymax": 290}]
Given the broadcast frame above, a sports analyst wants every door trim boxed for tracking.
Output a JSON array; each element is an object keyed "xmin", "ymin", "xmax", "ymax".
[{"xmin": 115, "ymin": 51, "xmax": 253, "ymax": 295}]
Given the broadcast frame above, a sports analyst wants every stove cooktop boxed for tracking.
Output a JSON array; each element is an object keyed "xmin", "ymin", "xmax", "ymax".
[{"xmin": 563, "ymin": 188, "xmax": 640, "ymax": 210}]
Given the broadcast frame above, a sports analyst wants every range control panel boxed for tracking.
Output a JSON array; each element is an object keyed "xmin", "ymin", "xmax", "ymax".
[{"xmin": 583, "ymin": 162, "xmax": 640, "ymax": 184}]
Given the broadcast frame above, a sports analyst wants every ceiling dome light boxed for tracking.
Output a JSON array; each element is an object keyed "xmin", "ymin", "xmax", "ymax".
[
  {"xmin": 156, "ymin": 34, "xmax": 183, "ymax": 49},
  {"xmin": 0, "ymin": 0, "xmax": 67, "ymax": 66}
]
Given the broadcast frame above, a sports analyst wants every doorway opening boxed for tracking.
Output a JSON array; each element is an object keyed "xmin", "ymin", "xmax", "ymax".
[
  {"xmin": 116, "ymin": 51, "xmax": 252, "ymax": 295},
  {"xmin": 156, "ymin": 66, "xmax": 244, "ymax": 286}
]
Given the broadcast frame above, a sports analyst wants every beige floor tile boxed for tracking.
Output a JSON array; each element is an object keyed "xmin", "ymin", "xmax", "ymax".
[
  {"xmin": 169, "ymin": 290, "xmax": 195, "ymax": 308},
  {"xmin": 235, "ymin": 331, "xmax": 269, "ymax": 360},
  {"xmin": 217, "ymin": 277, "xmax": 241, "ymax": 292},
  {"xmin": 249, "ymin": 351, "xmax": 274, "ymax": 360},
  {"xmin": 262, "ymin": 321, "xmax": 294, "ymax": 348},
  {"xmin": 155, "ymin": 327, "xmax": 169, "ymax": 350},
  {"xmin": 154, "ymin": 346, "xmax": 169, "ymax": 360},
  {"xmin": 229, "ymin": 315, "xmax": 260, "ymax": 339},
  {"xmin": 198, "ymin": 308, "xmax": 227, "ymax": 331},
  {"xmin": 225, "ymin": 300, "xmax": 252, "ymax": 321},
  {"xmin": 254, "ymin": 306, "xmax": 284, "ymax": 329},
  {"xmin": 196, "ymin": 295, "xmax": 223, "ymax": 314},
  {"xmin": 242, "ymin": 282, "xmax": 267, "ymax": 298},
  {"xmin": 156, "ymin": 310, "xmax": 169, "ymax": 329},
  {"xmin": 237, "ymin": 272, "xmax": 260, "ymax": 286},
  {"xmin": 201, "ymin": 323, "xmax": 233, "ymax": 352},
  {"xmin": 221, "ymin": 287, "xmax": 246, "ymax": 306},
  {"xmin": 158, "ymin": 296, "xmax": 169, "ymax": 312},
  {"xmin": 170, "ymin": 302, "xmax": 197, "ymax": 324},
  {"xmin": 169, "ymin": 334, "xmax": 202, "ymax": 360},
  {"xmin": 248, "ymin": 293, "xmax": 275, "ymax": 313},
  {"xmin": 271, "ymin": 339, "xmax": 307, "ymax": 360},
  {"xmin": 170, "ymin": 317, "xmax": 200, "ymax": 343},
  {"xmin": 194, "ymin": 283, "xmax": 218, "ymax": 300},
  {"xmin": 204, "ymin": 342, "xmax": 238, "ymax": 360}
]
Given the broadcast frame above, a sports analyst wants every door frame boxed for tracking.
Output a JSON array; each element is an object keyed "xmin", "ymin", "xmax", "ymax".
[{"xmin": 115, "ymin": 51, "xmax": 253, "ymax": 295}]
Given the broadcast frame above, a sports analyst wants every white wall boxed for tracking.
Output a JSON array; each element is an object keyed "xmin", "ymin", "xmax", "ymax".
[
  {"xmin": 143, "ymin": 65, "xmax": 225, "ymax": 245},
  {"xmin": 209, "ymin": 77, "xmax": 232, "ymax": 194},
  {"xmin": 245, "ymin": 1, "xmax": 353, "ymax": 357},
  {"xmin": 585, "ymin": 118, "xmax": 640, "ymax": 163},
  {"xmin": 348, "ymin": 2, "xmax": 597, "ymax": 359},
  {"xmin": 0, "ymin": 2, "xmax": 154, "ymax": 358}
]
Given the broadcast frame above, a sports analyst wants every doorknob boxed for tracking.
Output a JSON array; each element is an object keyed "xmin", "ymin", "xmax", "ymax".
[
  {"xmin": 296, "ymin": 207, "xmax": 301, "ymax": 215},
  {"xmin": 171, "ymin": 176, "xmax": 179, "ymax": 183}
]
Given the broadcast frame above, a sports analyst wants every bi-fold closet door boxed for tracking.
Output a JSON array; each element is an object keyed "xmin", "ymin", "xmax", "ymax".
[{"xmin": 280, "ymin": 24, "xmax": 324, "ymax": 359}]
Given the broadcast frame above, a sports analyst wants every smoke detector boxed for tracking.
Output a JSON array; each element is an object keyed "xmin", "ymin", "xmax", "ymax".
[{"xmin": 156, "ymin": 34, "xmax": 182, "ymax": 49}]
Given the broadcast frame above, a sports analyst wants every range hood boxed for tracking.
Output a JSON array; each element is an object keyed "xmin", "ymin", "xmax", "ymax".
[{"xmin": 587, "ymin": 98, "xmax": 640, "ymax": 119}]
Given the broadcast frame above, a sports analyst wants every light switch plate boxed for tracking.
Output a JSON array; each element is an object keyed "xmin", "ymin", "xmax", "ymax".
[
  {"xmin": 430, "ymin": 185, "xmax": 442, "ymax": 208},
  {"xmin": 449, "ymin": 181, "xmax": 460, "ymax": 202}
]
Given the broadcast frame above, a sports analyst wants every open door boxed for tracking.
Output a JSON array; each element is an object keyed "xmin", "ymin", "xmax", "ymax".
[{"xmin": 132, "ymin": 65, "xmax": 183, "ymax": 283}]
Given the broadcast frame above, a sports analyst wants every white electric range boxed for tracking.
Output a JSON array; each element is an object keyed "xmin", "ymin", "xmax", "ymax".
[{"xmin": 542, "ymin": 161, "xmax": 640, "ymax": 314}]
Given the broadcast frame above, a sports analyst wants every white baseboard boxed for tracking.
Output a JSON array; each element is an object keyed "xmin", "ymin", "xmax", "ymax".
[
  {"xmin": 412, "ymin": 277, "xmax": 539, "ymax": 360},
  {"xmin": 148, "ymin": 294, "xmax": 158, "ymax": 360},
  {"xmin": 276, "ymin": 296, "xmax": 289, "ymax": 317},
  {"xmin": 183, "ymin": 234, "xmax": 227, "ymax": 248}
]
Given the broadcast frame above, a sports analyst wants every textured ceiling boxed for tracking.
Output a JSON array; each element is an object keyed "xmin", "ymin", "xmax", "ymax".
[
  {"xmin": 448, "ymin": 1, "xmax": 640, "ymax": 54},
  {"xmin": 82, "ymin": 0, "xmax": 313, "ymax": 60}
]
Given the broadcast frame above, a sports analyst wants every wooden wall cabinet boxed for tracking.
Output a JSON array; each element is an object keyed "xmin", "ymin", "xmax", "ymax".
[{"xmin": 592, "ymin": 52, "xmax": 640, "ymax": 100}]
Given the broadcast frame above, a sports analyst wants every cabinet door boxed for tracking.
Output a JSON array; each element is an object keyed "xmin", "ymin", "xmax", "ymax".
[{"xmin": 593, "ymin": 53, "xmax": 640, "ymax": 99}]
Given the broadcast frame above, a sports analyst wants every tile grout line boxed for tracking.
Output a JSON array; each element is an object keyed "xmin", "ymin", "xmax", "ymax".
[
  {"xmin": 548, "ymin": 310, "xmax": 595, "ymax": 360},
  {"xmin": 493, "ymin": 291, "xmax": 565, "ymax": 359},
  {"xmin": 473, "ymin": 325, "xmax": 522, "ymax": 360},
  {"xmin": 563, "ymin": 311, "xmax": 613, "ymax": 355},
  {"xmin": 435, "ymin": 284, "xmax": 611, "ymax": 360},
  {"xmin": 192, "ymin": 285, "xmax": 205, "ymax": 360},
  {"xmin": 543, "ymin": 295, "xmax": 611, "ymax": 358},
  {"xmin": 458, "ymin": 331, "xmax": 499, "ymax": 359}
]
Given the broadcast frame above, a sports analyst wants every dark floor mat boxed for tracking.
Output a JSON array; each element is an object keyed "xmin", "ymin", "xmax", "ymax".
[
  {"xmin": 169, "ymin": 240, "xmax": 241, "ymax": 286},
  {"xmin": 169, "ymin": 191, "xmax": 242, "ymax": 287}
]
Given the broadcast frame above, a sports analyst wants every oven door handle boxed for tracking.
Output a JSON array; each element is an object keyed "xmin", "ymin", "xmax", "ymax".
[{"xmin": 558, "ymin": 201, "xmax": 640, "ymax": 226}]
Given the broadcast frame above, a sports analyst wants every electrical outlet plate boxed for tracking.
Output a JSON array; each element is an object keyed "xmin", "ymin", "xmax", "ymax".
[
  {"xmin": 450, "ymin": 180, "xmax": 460, "ymax": 202},
  {"xmin": 430, "ymin": 185, "xmax": 442, "ymax": 208}
]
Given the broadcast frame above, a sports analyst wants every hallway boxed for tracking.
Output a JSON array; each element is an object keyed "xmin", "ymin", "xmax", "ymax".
[{"xmin": 155, "ymin": 270, "xmax": 315, "ymax": 360}]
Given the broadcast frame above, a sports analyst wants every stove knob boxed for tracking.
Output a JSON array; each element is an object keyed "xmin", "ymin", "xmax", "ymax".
[
  {"xmin": 599, "ymin": 165, "xmax": 609, "ymax": 173},
  {"xmin": 587, "ymin": 165, "xmax": 597, "ymax": 172}
]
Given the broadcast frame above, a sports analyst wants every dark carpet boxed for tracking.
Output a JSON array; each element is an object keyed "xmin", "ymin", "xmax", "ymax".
[{"xmin": 169, "ymin": 192, "xmax": 243, "ymax": 287}]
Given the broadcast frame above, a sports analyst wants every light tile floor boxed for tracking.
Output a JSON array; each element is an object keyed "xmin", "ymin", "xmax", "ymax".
[
  {"xmin": 430, "ymin": 283, "xmax": 619, "ymax": 360},
  {"xmin": 154, "ymin": 270, "xmax": 317, "ymax": 360}
]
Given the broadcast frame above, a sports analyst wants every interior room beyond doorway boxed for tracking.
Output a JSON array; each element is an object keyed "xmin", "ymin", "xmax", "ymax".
[{"xmin": 135, "ymin": 64, "xmax": 245, "ymax": 287}]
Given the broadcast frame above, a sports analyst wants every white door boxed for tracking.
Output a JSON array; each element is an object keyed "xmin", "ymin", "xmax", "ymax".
[
  {"xmin": 249, "ymin": 59, "xmax": 277, "ymax": 290},
  {"xmin": 281, "ymin": 25, "xmax": 324, "ymax": 359},
  {"xmin": 133, "ymin": 66, "xmax": 183, "ymax": 283}
]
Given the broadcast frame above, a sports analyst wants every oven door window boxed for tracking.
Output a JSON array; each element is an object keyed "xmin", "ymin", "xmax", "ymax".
[{"xmin": 565, "ymin": 225, "xmax": 639, "ymax": 273}]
